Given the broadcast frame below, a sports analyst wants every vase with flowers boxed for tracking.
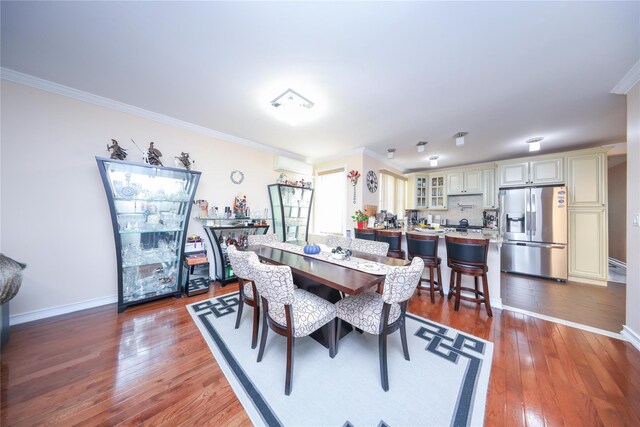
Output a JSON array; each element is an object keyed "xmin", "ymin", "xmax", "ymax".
[{"xmin": 351, "ymin": 210, "xmax": 369, "ymax": 229}]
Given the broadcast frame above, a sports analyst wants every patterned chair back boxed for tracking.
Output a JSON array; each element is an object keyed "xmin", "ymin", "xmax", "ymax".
[
  {"xmin": 247, "ymin": 233, "xmax": 280, "ymax": 246},
  {"xmin": 226, "ymin": 245, "xmax": 259, "ymax": 280},
  {"xmin": 381, "ymin": 257, "xmax": 424, "ymax": 304},
  {"xmin": 351, "ymin": 238, "xmax": 389, "ymax": 256},
  {"xmin": 325, "ymin": 235, "xmax": 352, "ymax": 249},
  {"xmin": 250, "ymin": 259, "xmax": 296, "ymax": 305}
]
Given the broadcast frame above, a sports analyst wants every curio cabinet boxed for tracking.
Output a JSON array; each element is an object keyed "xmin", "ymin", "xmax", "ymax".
[
  {"xmin": 268, "ymin": 184, "xmax": 313, "ymax": 242},
  {"xmin": 96, "ymin": 157, "xmax": 201, "ymax": 312}
]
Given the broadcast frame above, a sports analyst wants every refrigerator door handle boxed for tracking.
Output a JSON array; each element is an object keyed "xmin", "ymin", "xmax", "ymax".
[
  {"xmin": 531, "ymin": 192, "xmax": 536, "ymax": 234},
  {"xmin": 503, "ymin": 241, "xmax": 566, "ymax": 249}
]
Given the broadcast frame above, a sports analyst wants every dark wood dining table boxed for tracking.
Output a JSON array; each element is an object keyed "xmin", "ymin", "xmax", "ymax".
[{"xmin": 246, "ymin": 242, "xmax": 409, "ymax": 347}]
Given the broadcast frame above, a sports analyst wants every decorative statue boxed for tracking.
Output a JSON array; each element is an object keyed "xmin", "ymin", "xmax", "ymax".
[
  {"xmin": 277, "ymin": 173, "xmax": 287, "ymax": 184},
  {"xmin": 107, "ymin": 139, "xmax": 128, "ymax": 160},
  {"xmin": 233, "ymin": 193, "xmax": 248, "ymax": 218},
  {"xmin": 147, "ymin": 142, "xmax": 163, "ymax": 166},
  {"xmin": 175, "ymin": 152, "xmax": 193, "ymax": 170}
]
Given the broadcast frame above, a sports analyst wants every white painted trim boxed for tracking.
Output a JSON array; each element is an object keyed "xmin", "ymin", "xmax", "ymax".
[
  {"xmin": 608, "ymin": 257, "xmax": 627, "ymax": 272},
  {"xmin": 490, "ymin": 298, "xmax": 503, "ymax": 310},
  {"xmin": 503, "ymin": 305, "xmax": 625, "ymax": 340},
  {"xmin": 621, "ymin": 325, "xmax": 640, "ymax": 352},
  {"xmin": 0, "ymin": 67, "xmax": 305, "ymax": 161},
  {"xmin": 9, "ymin": 295, "xmax": 117, "ymax": 326},
  {"xmin": 568, "ymin": 275, "xmax": 608, "ymax": 286},
  {"xmin": 611, "ymin": 60, "xmax": 640, "ymax": 95}
]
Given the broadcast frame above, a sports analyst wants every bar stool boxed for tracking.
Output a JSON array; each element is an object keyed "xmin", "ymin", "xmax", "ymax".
[
  {"xmin": 375, "ymin": 229, "xmax": 405, "ymax": 259},
  {"xmin": 406, "ymin": 232, "xmax": 443, "ymax": 303},
  {"xmin": 354, "ymin": 228, "xmax": 376, "ymax": 241},
  {"xmin": 445, "ymin": 235, "xmax": 492, "ymax": 317}
]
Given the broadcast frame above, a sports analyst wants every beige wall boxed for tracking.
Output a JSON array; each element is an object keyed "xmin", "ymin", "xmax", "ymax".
[
  {"xmin": 0, "ymin": 80, "xmax": 280, "ymax": 317},
  {"xmin": 626, "ymin": 83, "xmax": 640, "ymax": 339},
  {"xmin": 608, "ymin": 157, "xmax": 627, "ymax": 262}
]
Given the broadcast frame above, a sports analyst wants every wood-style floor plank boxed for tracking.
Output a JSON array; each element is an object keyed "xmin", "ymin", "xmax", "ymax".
[{"xmin": 2, "ymin": 281, "xmax": 639, "ymax": 426}]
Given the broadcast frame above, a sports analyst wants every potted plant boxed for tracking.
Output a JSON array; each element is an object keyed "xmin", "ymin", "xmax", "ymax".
[{"xmin": 351, "ymin": 210, "xmax": 369, "ymax": 229}]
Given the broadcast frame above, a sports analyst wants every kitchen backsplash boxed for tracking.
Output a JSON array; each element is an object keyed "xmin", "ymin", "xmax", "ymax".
[{"xmin": 420, "ymin": 194, "xmax": 498, "ymax": 226}]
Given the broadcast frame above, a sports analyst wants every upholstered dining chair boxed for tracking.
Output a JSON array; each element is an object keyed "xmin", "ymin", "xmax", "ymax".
[
  {"xmin": 247, "ymin": 233, "xmax": 280, "ymax": 246},
  {"xmin": 325, "ymin": 234, "xmax": 352, "ymax": 249},
  {"xmin": 250, "ymin": 259, "xmax": 337, "ymax": 395},
  {"xmin": 351, "ymin": 238, "xmax": 389, "ymax": 256},
  {"xmin": 335, "ymin": 257, "xmax": 424, "ymax": 391},
  {"xmin": 226, "ymin": 245, "xmax": 261, "ymax": 348}
]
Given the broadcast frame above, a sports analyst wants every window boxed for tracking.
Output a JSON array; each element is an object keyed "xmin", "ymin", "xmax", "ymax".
[
  {"xmin": 313, "ymin": 167, "xmax": 346, "ymax": 235},
  {"xmin": 379, "ymin": 170, "xmax": 407, "ymax": 215}
]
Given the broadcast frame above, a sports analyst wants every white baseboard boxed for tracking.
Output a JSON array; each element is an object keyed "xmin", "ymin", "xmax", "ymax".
[
  {"xmin": 10, "ymin": 295, "xmax": 117, "ymax": 326},
  {"xmin": 622, "ymin": 325, "xmax": 640, "ymax": 352},
  {"xmin": 490, "ymin": 298, "xmax": 503, "ymax": 310},
  {"xmin": 502, "ymin": 305, "xmax": 625, "ymax": 340},
  {"xmin": 568, "ymin": 275, "xmax": 608, "ymax": 286}
]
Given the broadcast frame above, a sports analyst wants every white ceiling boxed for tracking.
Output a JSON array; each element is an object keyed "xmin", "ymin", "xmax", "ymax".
[{"xmin": 1, "ymin": 1, "xmax": 638, "ymax": 172}]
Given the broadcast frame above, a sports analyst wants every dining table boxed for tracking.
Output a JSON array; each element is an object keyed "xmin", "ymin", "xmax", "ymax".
[{"xmin": 246, "ymin": 241, "xmax": 409, "ymax": 347}]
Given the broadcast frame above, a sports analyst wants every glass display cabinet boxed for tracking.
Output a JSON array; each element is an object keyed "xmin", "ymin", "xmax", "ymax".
[
  {"xmin": 268, "ymin": 184, "xmax": 313, "ymax": 242},
  {"xmin": 96, "ymin": 157, "xmax": 201, "ymax": 312},
  {"xmin": 198, "ymin": 218, "xmax": 269, "ymax": 285}
]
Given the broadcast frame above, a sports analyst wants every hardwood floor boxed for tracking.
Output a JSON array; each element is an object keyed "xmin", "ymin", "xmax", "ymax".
[
  {"xmin": 2, "ymin": 282, "xmax": 639, "ymax": 426},
  {"xmin": 501, "ymin": 273, "xmax": 626, "ymax": 333}
]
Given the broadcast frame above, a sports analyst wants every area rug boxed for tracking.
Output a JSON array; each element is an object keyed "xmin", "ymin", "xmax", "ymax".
[{"xmin": 187, "ymin": 293, "xmax": 493, "ymax": 427}]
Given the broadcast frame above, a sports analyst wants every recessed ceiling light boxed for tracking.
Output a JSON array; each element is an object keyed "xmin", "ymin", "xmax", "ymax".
[
  {"xmin": 416, "ymin": 141, "xmax": 428, "ymax": 153},
  {"xmin": 454, "ymin": 132, "xmax": 468, "ymax": 146},
  {"xmin": 387, "ymin": 148, "xmax": 396, "ymax": 159},
  {"xmin": 526, "ymin": 137, "xmax": 544, "ymax": 152},
  {"xmin": 429, "ymin": 156, "xmax": 439, "ymax": 167},
  {"xmin": 270, "ymin": 88, "xmax": 314, "ymax": 126}
]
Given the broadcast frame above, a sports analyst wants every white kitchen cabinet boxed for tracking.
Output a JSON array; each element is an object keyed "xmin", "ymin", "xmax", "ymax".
[
  {"xmin": 407, "ymin": 173, "xmax": 428, "ymax": 209},
  {"xmin": 568, "ymin": 208, "xmax": 607, "ymax": 283},
  {"xmin": 567, "ymin": 153, "xmax": 605, "ymax": 207},
  {"xmin": 482, "ymin": 169, "xmax": 497, "ymax": 209},
  {"xmin": 499, "ymin": 158, "xmax": 563, "ymax": 187},
  {"xmin": 446, "ymin": 170, "xmax": 483, "ymax": 195},
  {"xmin": 428, "ymin": 174, "xmax": 447, "ymax": 210}
]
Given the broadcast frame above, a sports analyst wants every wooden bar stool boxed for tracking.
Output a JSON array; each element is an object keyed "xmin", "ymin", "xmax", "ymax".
[
  {"xmin": 375, "ymin": 229, "xmax": 405, "ymax": 259},
  {"xmin": 445, "ymin": 235, "xmax": 493, "ymax": 317},
  {"xmin": 354, "ymin": 228, "xmax": 376, "ymax": 241},
  {"xmin": 406, "ymin": 232, "xmax": 444, "ymax": 303}
]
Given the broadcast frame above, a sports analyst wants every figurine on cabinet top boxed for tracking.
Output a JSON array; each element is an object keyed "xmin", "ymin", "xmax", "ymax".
[
  {"xmin": 175, "ymin": 152, "xmax": 193, "ymax": 170},
  {"xmin": 233, "ymin": 193, "xmax": 247, "ymax": 218},
  {"xmin": 147, "ymin": 142, "xmax": 163, "ymax": 166},
  {"xmin": 107, "ymin": 139, "xmax": 128, "ymax": 160}
]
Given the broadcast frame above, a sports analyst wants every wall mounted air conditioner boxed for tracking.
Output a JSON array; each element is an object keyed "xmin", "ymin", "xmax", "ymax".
[{"xmin": 273, "ymin": 156, "xmax": 313, "ymax": 176}]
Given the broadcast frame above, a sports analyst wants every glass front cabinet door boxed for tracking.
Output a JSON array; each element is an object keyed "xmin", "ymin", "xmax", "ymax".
[
  {"xmin": 96, "ymin": 157, "xmax": 201, "ymax": 312},
  {"xmin": 268, "ymin": 184, "xmax": 313, "ymax": 242}
]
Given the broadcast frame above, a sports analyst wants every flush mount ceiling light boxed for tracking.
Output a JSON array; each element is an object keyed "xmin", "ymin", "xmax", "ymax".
[
  {"xmin": 416, "ymin": 141, "xmax": 428, "ymax": 153},
  {"xmin": 526, "ymin": 137, "xmax": 544, "ymax": 152},
  {"xmin": 387, "ymin": 148, "xmax": 396, "ymax": 159},
  {"xmin": 270, "ymin": 88, "xmax": 314, "ymax": 126},
  {"xmin": 429, "ymin": 156, "xmax": 439, "ymax": 167},
  {"xmin": 454, "ymin": 132, "xmax": 468, "ymax": 146}
]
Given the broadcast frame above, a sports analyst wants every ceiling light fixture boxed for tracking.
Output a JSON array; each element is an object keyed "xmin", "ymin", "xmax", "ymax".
[
  {"xmin": 454, "ymin": 132, "xmax": 468, "ymax": 146},
  {"xmin": 387, "ymin": 148, "xmax": 396, "ymax": 159},
  {"xmin": 270, "ymin": 88, "xmax": 314, "ymax": 126},
  {"xmin": 429, "ymin": 156, "xmax": 439, "ymax": 167},
  {"xmin": 526, "ymin": 137, "xmax": 543, "ymax": 152},
  {"xmin": 417, "ymin": 141, "xmax": 428, "ymax": 153}
]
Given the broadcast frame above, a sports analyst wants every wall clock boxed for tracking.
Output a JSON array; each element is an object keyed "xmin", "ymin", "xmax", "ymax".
[
  {"xmin": 230, "ymin": 170, "xmax": 245, "ymax": 184},
  {"xmin": 366, "ymin": 170, "xmax": 378, "ymax": 193}
]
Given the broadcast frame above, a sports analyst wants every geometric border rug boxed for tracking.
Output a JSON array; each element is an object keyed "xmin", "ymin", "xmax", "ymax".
[{"xmin": 187, "ymin": 293, "xmax": 493, "ymax": 427}]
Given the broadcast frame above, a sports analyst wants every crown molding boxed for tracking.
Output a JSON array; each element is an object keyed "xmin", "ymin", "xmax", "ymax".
[
  {"xmin": 0, "ymin": 67, "xmax": 305, "ymax": 161},
  {"xmin": 611, "ymin": 60, "xmax": 640, "ymax": 95},
  {"xmin": 308, "ymin": 147, "xmax": 408, "ymax": 174},
  {"xmin": 362, "ymin": 148, "xmax": 408, "ymax": 174}
]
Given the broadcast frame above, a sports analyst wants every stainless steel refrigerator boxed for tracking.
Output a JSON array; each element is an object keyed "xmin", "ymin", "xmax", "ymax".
[{"xmin": 500, "ymin": 186, "xmax": 568, "ymax": 280}]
